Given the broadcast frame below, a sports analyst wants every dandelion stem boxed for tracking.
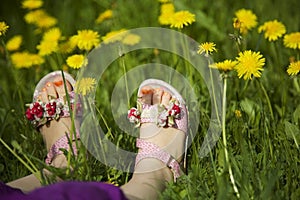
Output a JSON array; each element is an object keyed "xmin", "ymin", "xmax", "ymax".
[
  {"xmin": 293, "ymin": 77, "xmax": 300, "ymax": 93},
  {"xmin": 61, "ymin": 70, "xmax": 78, "ymax": 175},
  {"xmin": 120, "ymin": 54, "xmax": 130, "ymax": 108},
  {"xmin": 222, "ymin": 77, "xmax": 240, "ymax": 198},
  {"xmin": 258, "ymin": 79, "xmax": 274, "ymax": 120},
  {"xmin": 255, "ymin": 32, "xmax": 263, "ymax": 51},
  {"xmin": 209, "ymin": 66, "xmax": 221, "ymax": 126},
  {"xmin": 23, "ymin": 153, "xmax": 39, "ymax": 172}
]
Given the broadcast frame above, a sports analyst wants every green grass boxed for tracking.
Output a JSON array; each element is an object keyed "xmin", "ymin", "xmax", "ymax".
[{"xmin": 1, "ymin": 0, "xmax": 300, "ymax": 199}]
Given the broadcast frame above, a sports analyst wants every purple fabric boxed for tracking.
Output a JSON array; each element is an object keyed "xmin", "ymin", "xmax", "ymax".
[{"xmin": 0, "ymin": 181, "xmax": 128, "ymax": 200}]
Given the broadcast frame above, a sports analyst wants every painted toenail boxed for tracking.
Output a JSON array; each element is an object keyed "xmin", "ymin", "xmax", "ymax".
[
  {"xmin": 54, "ymin": 80, "xmax": 63, "ymax": 87},
  {"xmin": 141, "ymin": 88, "xmax": 153, "ymax": 94}
]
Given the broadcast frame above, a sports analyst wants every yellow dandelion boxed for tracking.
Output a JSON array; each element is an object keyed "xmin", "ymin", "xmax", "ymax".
[
  {"xmin": 212, "ymin": 59, "xmax": 238, "ymax": 72},
  {"xmin": 197, "ymin": 42, "xmax": 217, "ymax": 56},
  {"xmin": 258, "ymin": 20, "xmax": 286, "ymax": 41},
  {"xmin": 30, "ymin": 53, "xmax": 45, "ymax": 65},
  {"xmin": 233, "ymin": 9, "xmax": 257, "ymax": 35},
  {"xmin": 59, "ymin": 40, "xmax": 76, "ymax": 54},
  {"xmin": 37, "ymin": 40, "xmax": 58, "ymax": 56},
  {"xmin": 122, "ymin": 34, "xmax": 141, "ymax": 46},
  {"xmin": 24, "ymin": 9, "xmax": 57, "ymax": 28},
  {"xmin": 22, "ymin": 0, "xmax": 43, "ymax": 9},
  {"xmin": 66, "ymin": 54, "xmax": 87, "ymax": 69},
  {"xmin": 102, "ymin": 29, "xmax": 127, "ymax": 44},
  {"xmin": 158, "ymin": 0, "xmax": 171, "ymax": 3},
  {"xmin": 43, "ymin": 27, "xmax": 61, "ymax": 41},
  {"xmin": 75, "ymin": 77, "xmax": 97, "ymax": 96},
  {"xmin": 160, "ymin": 3, "xmax": 175, "ymax": 15},
  {"xmin": 287, "ymin": 61, "xmax": 300, "ymax": 76},
  {"xmin": 96, "ymin": 9, "xmax": 113, "ymax": 24},
  {"xmin": 24, "ymin": 9, "xmax": 45, "ymax": 24},
  {"xmin": 71, "ymin": 30, "xmax": 100, "ymax": 51},
  {"xmin": 169, "ymin": 10, "xmax": 195, "ymax": 29},
  {"xmin": 0, "ymin": 21, "xmax": 9, "ymax": 36},
  {"xmin": 11, "ymin": 52, "xmax": 32, "ymax": 68},
  {"xmin": 158, "ymin": 3, "xmax": 175, "ymax": 25},
  {"xmin": 283, "ymin": 32, "xmax": 300, "ymax": 50},
  {"xmin": 6, "ymin": 35, "xmax": 22, "ymax": 51},
  {"xmin": 35, "ymin": 15, "xmax": 57, "ymax": 29},
  {"xmin": 235, "ymin": 50, "xmax": 265, "ymax": 80},
  {"xmin": 235, "ymin": 110, "xmax": 242, "ymax": 118},
  {"xmin": 11, "ymin": 52, "xmax": 44, "ymax": 68}
]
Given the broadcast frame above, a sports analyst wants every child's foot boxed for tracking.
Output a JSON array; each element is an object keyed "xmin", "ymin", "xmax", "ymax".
[
  {"xmin": 26, "ymin": 71, "xmax": 79, "ymax": 167},
  {"xmin": 7, "ymin": 71, "xmax": 79, "ymax": 192},
  {"xmin": 38, "ymin": 76, "xmax": 77, "ymax": 167},
  {"xmin": 122, "ymin": 79, "xmax": 188, "ymax": 200}
]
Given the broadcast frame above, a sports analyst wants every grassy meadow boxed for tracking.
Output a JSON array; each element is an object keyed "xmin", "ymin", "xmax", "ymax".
[{"xmin": 0, "ymin": 0, "xmax": 300, "ymax": 199}]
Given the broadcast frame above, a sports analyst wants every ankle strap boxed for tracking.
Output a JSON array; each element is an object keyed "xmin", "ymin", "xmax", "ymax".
[
  {"xmin": 135, "ymin": 138, "xmax": 181, "ymax": 182},
  {"xmin": 45, "ymin": 131, "xmax": 80, "ymax": 165}
]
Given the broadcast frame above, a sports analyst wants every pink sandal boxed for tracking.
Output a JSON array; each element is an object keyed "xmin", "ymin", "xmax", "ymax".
[
  {"xmin": 25, "ymin": 71, "xmax": 80, "ymax": 165},
  {"xmin": 128, "ymin": 79, "xmax": 188, "ymax": 182}
]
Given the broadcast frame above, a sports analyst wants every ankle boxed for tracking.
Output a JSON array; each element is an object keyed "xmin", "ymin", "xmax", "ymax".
[{"xmin": 39, "ymin": 118, "xmax": 73, "ymax": 151}]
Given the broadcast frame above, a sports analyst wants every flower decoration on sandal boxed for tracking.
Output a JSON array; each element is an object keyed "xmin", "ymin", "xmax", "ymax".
[
  {"xmin": 25, "ymin": 93, "xmax": 75, "ymax": 127},
  {"xmin": 128, "ymin": 99, "xmax": 182, "ymax": 128}
]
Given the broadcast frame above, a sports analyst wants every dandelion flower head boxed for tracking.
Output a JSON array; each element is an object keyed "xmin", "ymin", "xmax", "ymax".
[
  {"xmin": 59, "ymin": 39, "xmax": 76, "ymax": 54},
  {"xmin": 197, "ymin": 42, "xmax": 217, "ymax": 56},
  {"xmin": 35, "ymin": 15, "xmax": 57, "ymax": 29},
  {"xmin": 43, "ymin": 27, "xmax": 62, "ymax": 41},
  {"xmin": 213, "ymin": 60, "xmax": 238, "ymax": 72},
  {"xmin": 36, "ymin": 28, "xmax": 61, "ymax": 56},
  {"xmin": 22, "ymin": 0, "xmax": 43, "ymax": 10},
  {"xmin": 233, "ymin": 9, "xmax": 257, "ymax": 35},
  {"xmin": 258, "ymin": 20, "xmax": 286, "ymax": 41},
  {"xmin": 284, "ymin": 32, "xmax": 300, "ymax": 50},
  {"xmin": 71, "ymin": 30, "xmax": 100, "ymax": 51},
  {"xmin": 158, "ymin": 3, "xmax": 175, "ymax": 25},
  {"xmin": 75, "ymin": 77, "xmax": 97, "ymax": 96},
  {"xmin": 169, "ymin": 10, "xmax": 195, "ymax": 29},
  {"xmin": 235, "ymin": 110, "xmax": 242, "ymax": 118},
  {"xmin": 102, "ymin": 29, "xmax": 127, "ymax": 44},
  {"xmin": 122, "ymin": 34, "xmax": 141, "ymax": 46},
  {"xmin": 0, "ymin": 21, "xmax": 9, "ymax": 36},
  {"xmin": 6, "ymin": 35, "xmax": 22, "ymax": 51},
  {"xmin": 24, "ymin": 9, "xmax": 57, "ymax": 28},
  {"xmin": 235, "ymin": 50, "xmax": 265, "ymax": 80},
  {"xmin": 287, "ymin": 61, "xmax": 300, "ymax": 76},
  {"xmin": 11, "ymin": 52, "xmax": 44, "ymax": 68},
  {"xmin": 96, "ymin": 9, "xmax": 113, "ymax": 24},
  {"xmin": 66, "ymin": 54, "xmax": 87, "ymax": 69},
  {"xmin": 37, "ymin": 40, "xmax": 58, "ymax": 56},
  {"xmin": 24, "ymin": 9, "xmax": 45, "ymax": 24},
  {"xmin": 158, "ymin": 0, "xmax": 171, "ymax": 3}
]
